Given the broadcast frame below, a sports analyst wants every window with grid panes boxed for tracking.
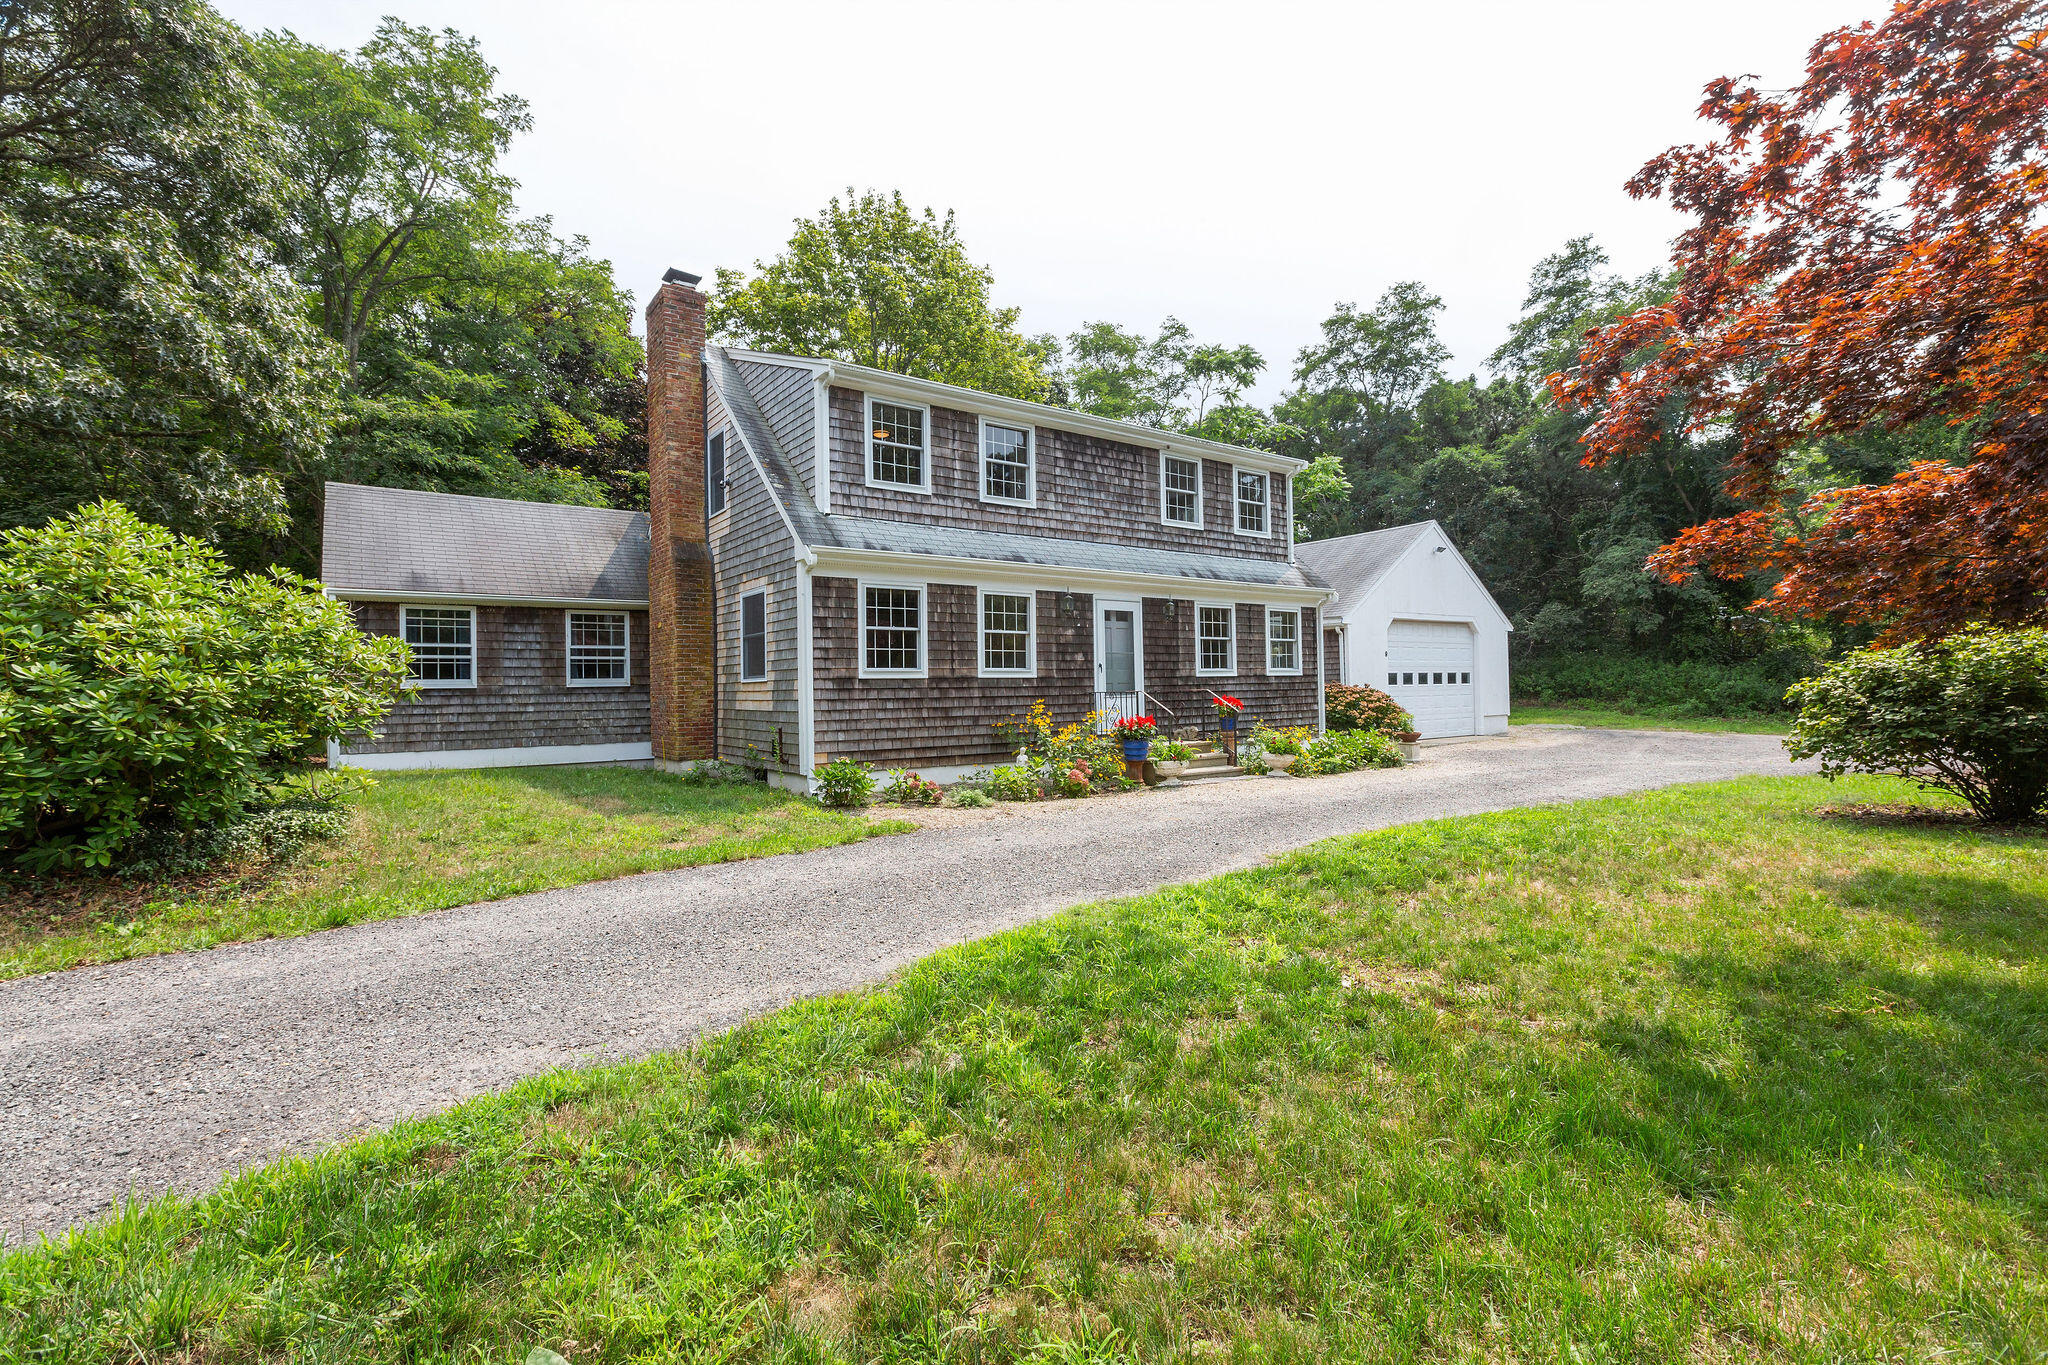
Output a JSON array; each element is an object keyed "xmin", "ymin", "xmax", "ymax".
[
  {"xmin": 403, "ymin": 606, "xmax": 473, "ymax": 684},
  {"xmin": 1198, "ymin": 605, "xmax": 1234, "ymax": 673},
  {"xmin": 982, "ymin": 422, "xmax": 1031, "ymax": 502},
  {"xmin": 981, "ymin": 592, "xmax": 1031, "ymax": 673},
  {"xmin": 868, "ymin": 401, "xmax": 926, "ymax": 488},
  {"xmin": 863, "ymin": 585, "xmax": 922, "ymax": 672},
  {"xmin": 1163, "ymin": 455, "xmax": 1200, "ymax": 525},
  {"xmin": 567, "ymin": 611, "xmax": 628, "ymax": 684}
]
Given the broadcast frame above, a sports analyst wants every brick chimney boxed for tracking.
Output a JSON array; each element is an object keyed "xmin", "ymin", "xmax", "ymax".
[{"xmin": 645, "ymin": 268, "xmax": 716, "ymax": 763}]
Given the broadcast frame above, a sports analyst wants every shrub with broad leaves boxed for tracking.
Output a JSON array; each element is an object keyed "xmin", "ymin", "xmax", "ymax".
[
  {"xmin": 0, "ymin": 503, "xmax": 409, "ymax": 872},
  {"xmin": 1325, "ymin": 684, "xmax": 1411, "ymax": 737},
  {"xmin": 1786, "ymin": 626, "xmax": 2048, "ymax": 824},
  {"xmin": 811, "ymin": 758, "xmax": 874, "ymax": 808},
  {"xmin": 883, "ymin": 769, "xmax": 944, "ymax": 806}
]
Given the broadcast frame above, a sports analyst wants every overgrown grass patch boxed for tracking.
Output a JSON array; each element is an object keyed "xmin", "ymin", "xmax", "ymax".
[
  {"xmin": 0, "ymin": 766, "xmax": 909, "ymax": 978},
  {"xmin": 3, "ymin": 775, "xmax": 2043, "ymax": 1361},
  {"xmin": 1511, "ymin": 703, "xmax": 1792, "ymax": 734}
]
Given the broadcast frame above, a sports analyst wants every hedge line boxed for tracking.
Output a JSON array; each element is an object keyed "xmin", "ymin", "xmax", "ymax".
[{"xmin": 1513, "ymin": 652, "xmax": 1817, "ymax": 717}]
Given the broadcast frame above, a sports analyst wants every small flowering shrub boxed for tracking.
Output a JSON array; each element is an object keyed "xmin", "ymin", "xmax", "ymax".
[
  {"xmin": 883, "ymin": 770, "xmax": 945, "ymax": 806},
  {"xmin": 949, "ymin": 788, "xmax": 993, "ymax": 809},
  {"xmin": 1154, "ymin": 739, "xmax": 1195, "ymax": 764},
  {"xmin": 1325, "ymin": 684, "xmax": 1411, "ymax": 737},
  {"xmin": 995, "ymin": 699, "xmax": 1128, "ymax": 793},
  {"xmin": 985, "ymin": 766, "xmax": 1038, "ymax": 802},
  {"xmin": 811, "ymin": 758, "xmax": 874, "ymax": 808},
  {"xmin": 1053, "ymin": 762, "xmax": 1094, "ymax": 799},
  {"xmin": 1301, "ymin": 728, "xmax": 1404, "ymax": 773}
]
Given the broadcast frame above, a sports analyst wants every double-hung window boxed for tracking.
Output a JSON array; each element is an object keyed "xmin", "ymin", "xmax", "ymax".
[
  {"xmin": 981, "ymin": 420, "xmax": 1032, "ymax": 504},
  {"xmin": 861, "ymin": 583, "xmax": 924, "ymax": 676},
  {"xmin": 739, "ymin": 592, "xmax": 767, "ymax": 681},
  {"xmin": 867, "ymin": 400, "xmax": 928, "ymax": 490},
  {"xmin": 1162, "ymin": 454, "xmax": 1201, "ymax": 526},
  {"xmin": 1196, "ymin": 604, "xmax": 1235, "ymax": 675},
  {"xmin": 1235, "ymin": 468, "xmax": 1269, "ymax": 535},
  {"xmin": 706, "ymin": 431, "xmax": 726, "ymax": 516},
  {"xmin": 979, "ymin": 590, "xmax": 1033, "ymax": 676},
  {"xmin": 567, "ymin": 611, "xmax": 629, "ymax": 685},
  {"xmin": 403, "ymin": 605, "xmax": 474, "ymax": 687},
  {"xmin": 1266, "ymin": 608, "xmax": 1300, "ymax": 675}
]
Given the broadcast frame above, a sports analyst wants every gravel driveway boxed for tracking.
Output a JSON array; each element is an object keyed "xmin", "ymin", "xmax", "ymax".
[{"xmin": 1, "ymin": 726, "xmax": 1804, "ymax": 1245}]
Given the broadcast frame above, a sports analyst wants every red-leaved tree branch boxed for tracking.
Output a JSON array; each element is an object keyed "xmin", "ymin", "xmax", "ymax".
[{"xmin": 1551, "ymin": 0, "xmax": 2048, "ymax": 642}]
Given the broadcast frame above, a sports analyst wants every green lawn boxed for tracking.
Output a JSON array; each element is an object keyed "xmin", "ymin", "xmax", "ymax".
[
  {"xmin": 5, "ymin": 775, "xmax": 2044, "ymax": 1362},
  {"xmin": 1512, "ymin": 702, "xmax": 1792, "ymax": 734},
  {"xmin": 0, "ymin": 766, "xmax": 909, "ymax": 979}
]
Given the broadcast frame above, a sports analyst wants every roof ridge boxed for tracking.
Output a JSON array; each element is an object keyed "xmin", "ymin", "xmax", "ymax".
[{"xmin": 323, "ymin": 481, "xmax": 646, "ymax": 522}]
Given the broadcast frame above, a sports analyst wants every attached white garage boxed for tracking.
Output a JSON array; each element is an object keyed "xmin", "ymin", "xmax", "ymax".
[{"xmin": 1296, "ymin": 521, "xmax": 1512, "ymax": 738}]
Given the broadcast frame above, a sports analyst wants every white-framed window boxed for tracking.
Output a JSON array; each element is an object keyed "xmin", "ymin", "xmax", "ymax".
[
  {"xmin": 979, "ymin": 418, "xmax": 1033, "ymax": 505},
  {"xmin": 1196, "ymin": 603, "xmax": 1236, "ymax": 676},
  {"xmin": 866, "ymin": 398, "xmax": 930, "ymax": 492},
  {"xmin": 1161, "ymin": 453, "xmax": 1202, "ymax": 527},
  {"xmin": 978, "ymin": 588, "xmax": 1035, "ymax": 677},
  {"xmin": 706, "ymin": 430, "xmax": 726, "ymax": 516},
  {"xmin": 739, "ymin": 591, "xmax": 767, "ymax": 682},
  {"xmin": 566, "ymin": 610, "xmax": 630, "ymax": 686},
  {"xmin": 1234, "ymin": 467, "xmax": 1269, "ymax": 536},
  {"xmin": 859, "ymin": 580, "xmax": 926, "ymax": 677},
  {"xmin": 1265, "ymin": 607, "xmax": 1301, "ymax": 675},
  {"xmin": 402, "ymin": 605, "xmax": 475, "ymax": 688}
]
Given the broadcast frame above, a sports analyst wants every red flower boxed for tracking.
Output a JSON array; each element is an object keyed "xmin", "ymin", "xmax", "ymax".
[{"xmin": 1213, "ymin": 695, "xmax": 1243, "ymax": 715}]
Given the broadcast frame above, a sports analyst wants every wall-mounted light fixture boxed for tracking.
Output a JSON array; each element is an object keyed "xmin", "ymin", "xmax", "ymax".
[{"xmin": 1059, "ymin": 592, "xmax": 1078, "ymax": 617}]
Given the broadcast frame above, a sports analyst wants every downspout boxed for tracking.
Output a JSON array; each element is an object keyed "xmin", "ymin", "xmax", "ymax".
[{"xmin": 795, "ymin": 547, "xmax": 818, "ymax": 789}]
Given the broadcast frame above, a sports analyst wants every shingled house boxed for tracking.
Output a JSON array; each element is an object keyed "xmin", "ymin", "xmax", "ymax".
[{"xmin": 325, "ymin": 269, "xmax": 1337, "ymax": 784}]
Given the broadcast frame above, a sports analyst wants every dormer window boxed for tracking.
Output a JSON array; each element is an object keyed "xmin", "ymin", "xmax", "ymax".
[
  {"xmin": 980, "ymin": 419, "xmax": 1032, "ymax": 504},
  {"xmin": 1234, "ymin": 468, "xmax": 1269, "ymax": 536},
  {"xmin": 1162, "ymin": 454, "xmax": 1201, "ymax": 526},
  {"xmin": 867, "ymin": 399, "xmax": 929, "ymax": 491}
]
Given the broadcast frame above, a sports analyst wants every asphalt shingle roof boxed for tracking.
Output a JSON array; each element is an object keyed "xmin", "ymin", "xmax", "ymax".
[
  {"xmin": 1294, "ymin": 523, "xmax": 1433, "ymax": 615},
  {"xmin": 321, "ymin": 482, "xmax": 650, "ymax": 603}
]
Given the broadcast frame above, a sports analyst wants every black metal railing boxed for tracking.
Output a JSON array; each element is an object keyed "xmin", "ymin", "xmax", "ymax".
[{"xmin": 1093, "ymin": 691, "xmax": 1181, "ymax": 737}]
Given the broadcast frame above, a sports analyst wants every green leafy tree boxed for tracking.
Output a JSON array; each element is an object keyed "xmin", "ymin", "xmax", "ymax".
[
  {"xmin": 0, "ymin": 502, "xmax": 409, "ymax": 871},
  {"xmin": 0, "ymin": 0, "xmax": 340, "ymax": 541},
  {"xmin": 710, "ymin": 190, "xmax": 1052, "ymax": 400}
]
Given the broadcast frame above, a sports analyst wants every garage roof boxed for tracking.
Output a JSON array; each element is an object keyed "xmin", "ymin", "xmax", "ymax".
[{"xmin": 1294, "ymin": 523, "xmax": 1433, "ymax": 614}]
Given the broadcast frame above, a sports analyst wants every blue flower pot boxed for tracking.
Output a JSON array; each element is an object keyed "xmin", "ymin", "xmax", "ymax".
[
  {"xmin": 1122, "ymin": 738, "xmax": 1151, "ymax": 762},
  {"xmin": 1219, "ymin": 715, "xmax": 1237, "ymax": 731}
]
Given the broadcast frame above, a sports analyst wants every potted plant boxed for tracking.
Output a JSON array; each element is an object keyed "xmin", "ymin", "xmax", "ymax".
[
  {"xmin": 1395, "ymin": 728, "xmax": 1422, "ymax": 761},
  {"xmin": 1113, "ymin": 714, "xmax": 1159, "ymax": 764},
  {"xmin": 1153, "ymin": 738, "xmax": 1194, "ymax": 781},
  {"xmin": 1213, "ymin": 695, "xmax": 1244, "ymax": 732},
  {"xmin": 1256, "ymin": 726, "xmax": 1302, "ymax": 773}
]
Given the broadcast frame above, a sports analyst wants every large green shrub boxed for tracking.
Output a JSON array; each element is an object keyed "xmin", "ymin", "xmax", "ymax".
[
  {"xmin": 1786, "ymin": 626, "xmax": 2048, "ymax": 824},
  {"xmin": 1325, "ymin": 684, "xmax": 1411, "ymax": 736},
  {"xmin": 0, "ymin": 503, "xmax": 410, "ymax": 870},
  {"xmin": 1515, "ymin": 651, "xmax": 1817, "ymax": 717}
]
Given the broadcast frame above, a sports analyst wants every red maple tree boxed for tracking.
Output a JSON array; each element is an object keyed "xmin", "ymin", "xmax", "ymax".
[{"xmin": 1552, "ymin": 0, "xmax": 2048, "ymax": 641}]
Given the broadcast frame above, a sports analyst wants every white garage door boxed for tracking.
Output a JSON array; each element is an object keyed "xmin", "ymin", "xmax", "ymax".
[{"xmin": 1385, "ymin": 620, "xmax": 1475, "ymax": 737}]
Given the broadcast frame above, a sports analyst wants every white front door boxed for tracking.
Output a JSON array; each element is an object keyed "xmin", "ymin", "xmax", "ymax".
[
  {"xmin": 1094, "ymin": 597, "xmax": 1144, "ymax": 726},
  {"xmin": 1385, "ymin": 619, "xmax": 1477, "ymax": 737}
]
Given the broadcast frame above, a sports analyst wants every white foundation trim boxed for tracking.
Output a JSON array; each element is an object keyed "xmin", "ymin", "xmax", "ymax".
[{"xmin": 336, "ymin": 741, "xmax": 655, "ymax": 771}]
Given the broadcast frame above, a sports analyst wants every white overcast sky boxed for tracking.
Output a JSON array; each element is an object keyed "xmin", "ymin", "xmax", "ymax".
[{"xmin": 218, "ymin": 0, "xmax": 1890, "ymax": 403}]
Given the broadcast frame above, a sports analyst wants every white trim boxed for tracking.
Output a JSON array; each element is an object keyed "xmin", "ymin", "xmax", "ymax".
[
  {"xmin": 332, "ymin": 590, "xmax": 648, "ymax": 610},
  {"xmin": 1232, "ymin": 466, "xmax": 1271, "ymax": 538},
  {"xmin": 730, "ymin": 350, "xmax": 1305, "ymax": 475},
  {"xmin": 795, "ymin": 562, "xmax": 818, "ymax": 781},
  {"xmin": 976, "ymin": 414, "xmax": 1036, "ymax": 508},
  {"xmin": 737, "ymin": 589, "xmax": 769, "ymax": 682},
  {"xmin": 335, "ymin": 740, "xmax": 654, "ymax": 770},
  {"xmin": 1283, "ymin": 474, "xmax": 1295, "ymax": 561},
  {"xmin": 812, "ymin": 374, "xmax": 833, "ymax": 515},
  {"xmin": 1092, "ymin": 596, "xmax": 1145, "ymax": 697},
  {"xmin": 564, "ymin": 608, "xmax": 631, "ymax": 687},
  {"xmin": 1264, "ymin": 605, "xmax": 1302, "ymax": 676},
  {"xmin": 807, "ymin": 545, "xmax": 1330, "ymax": 607},
  {"xmin": 1316, "ymin": 609, "xmax": 1328, "ymax": 730},
  {"xmin": 401, "ymin": 604, "xmax": 477, "ymax": 689},
  {"xmin": 1159, "ymin": 452, "xmax": 1204, "ymax": 529},
  {"xmin": 1194, "ymin": 600, "xmax": 1237, "ymax": 677},
  {"xmin": 976, "ymin": 585, "xmax": 1037, "ymax": 678},
  {"xmin": 856, "ymin": 577, "xmax": 929, "ymax": 679},
  {"xmin": 864, "ymin": 396, "xmax": 933, "ymax": 494}
]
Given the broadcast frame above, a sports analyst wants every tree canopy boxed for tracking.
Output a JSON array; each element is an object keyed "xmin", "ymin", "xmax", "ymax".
[
  {"xmin": 710, "ymin": 190, "xmax": 1055, "ymax": 402},
  {"xmin": 1554, "ymin": 0, "xmax": 2048, "ymax": 642}
]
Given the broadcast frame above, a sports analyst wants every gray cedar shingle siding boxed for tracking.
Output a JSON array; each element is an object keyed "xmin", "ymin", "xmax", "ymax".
[
  {"xmin": 1142, "ymin": 599, "xmax": 1320, "ymax": 735},
  {"xmin": 708, "ymin": 380, "xmax": 804, "ymax": 773},
  {"xmin": 1324, "ymin": 627, "xmax": 1344, "ymax": 685},
  {"xmin": 340, "ymin": 603, "xmax": 651, "ymax": 755},
  {"xmin": 812, "ymin": 578, "xmax": 1094, "ymax": 769},
  {"xmin": 825, "ymin": 386, "xmax": 1292, "ymax": 561},
  {"xmin": 733, "ymin": 359, "xmax": 819, "ymax": 500}
]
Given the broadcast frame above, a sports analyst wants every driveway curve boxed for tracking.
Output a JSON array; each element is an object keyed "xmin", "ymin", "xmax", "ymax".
[{"xmin": 1, "ymin": 726, "xmax": 1804, "ymax": 1244}]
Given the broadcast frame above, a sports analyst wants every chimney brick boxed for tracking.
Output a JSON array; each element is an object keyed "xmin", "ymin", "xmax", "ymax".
[{"xmin": 645, "ymin": 273, "xmax": 716, "ymax": 762}]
